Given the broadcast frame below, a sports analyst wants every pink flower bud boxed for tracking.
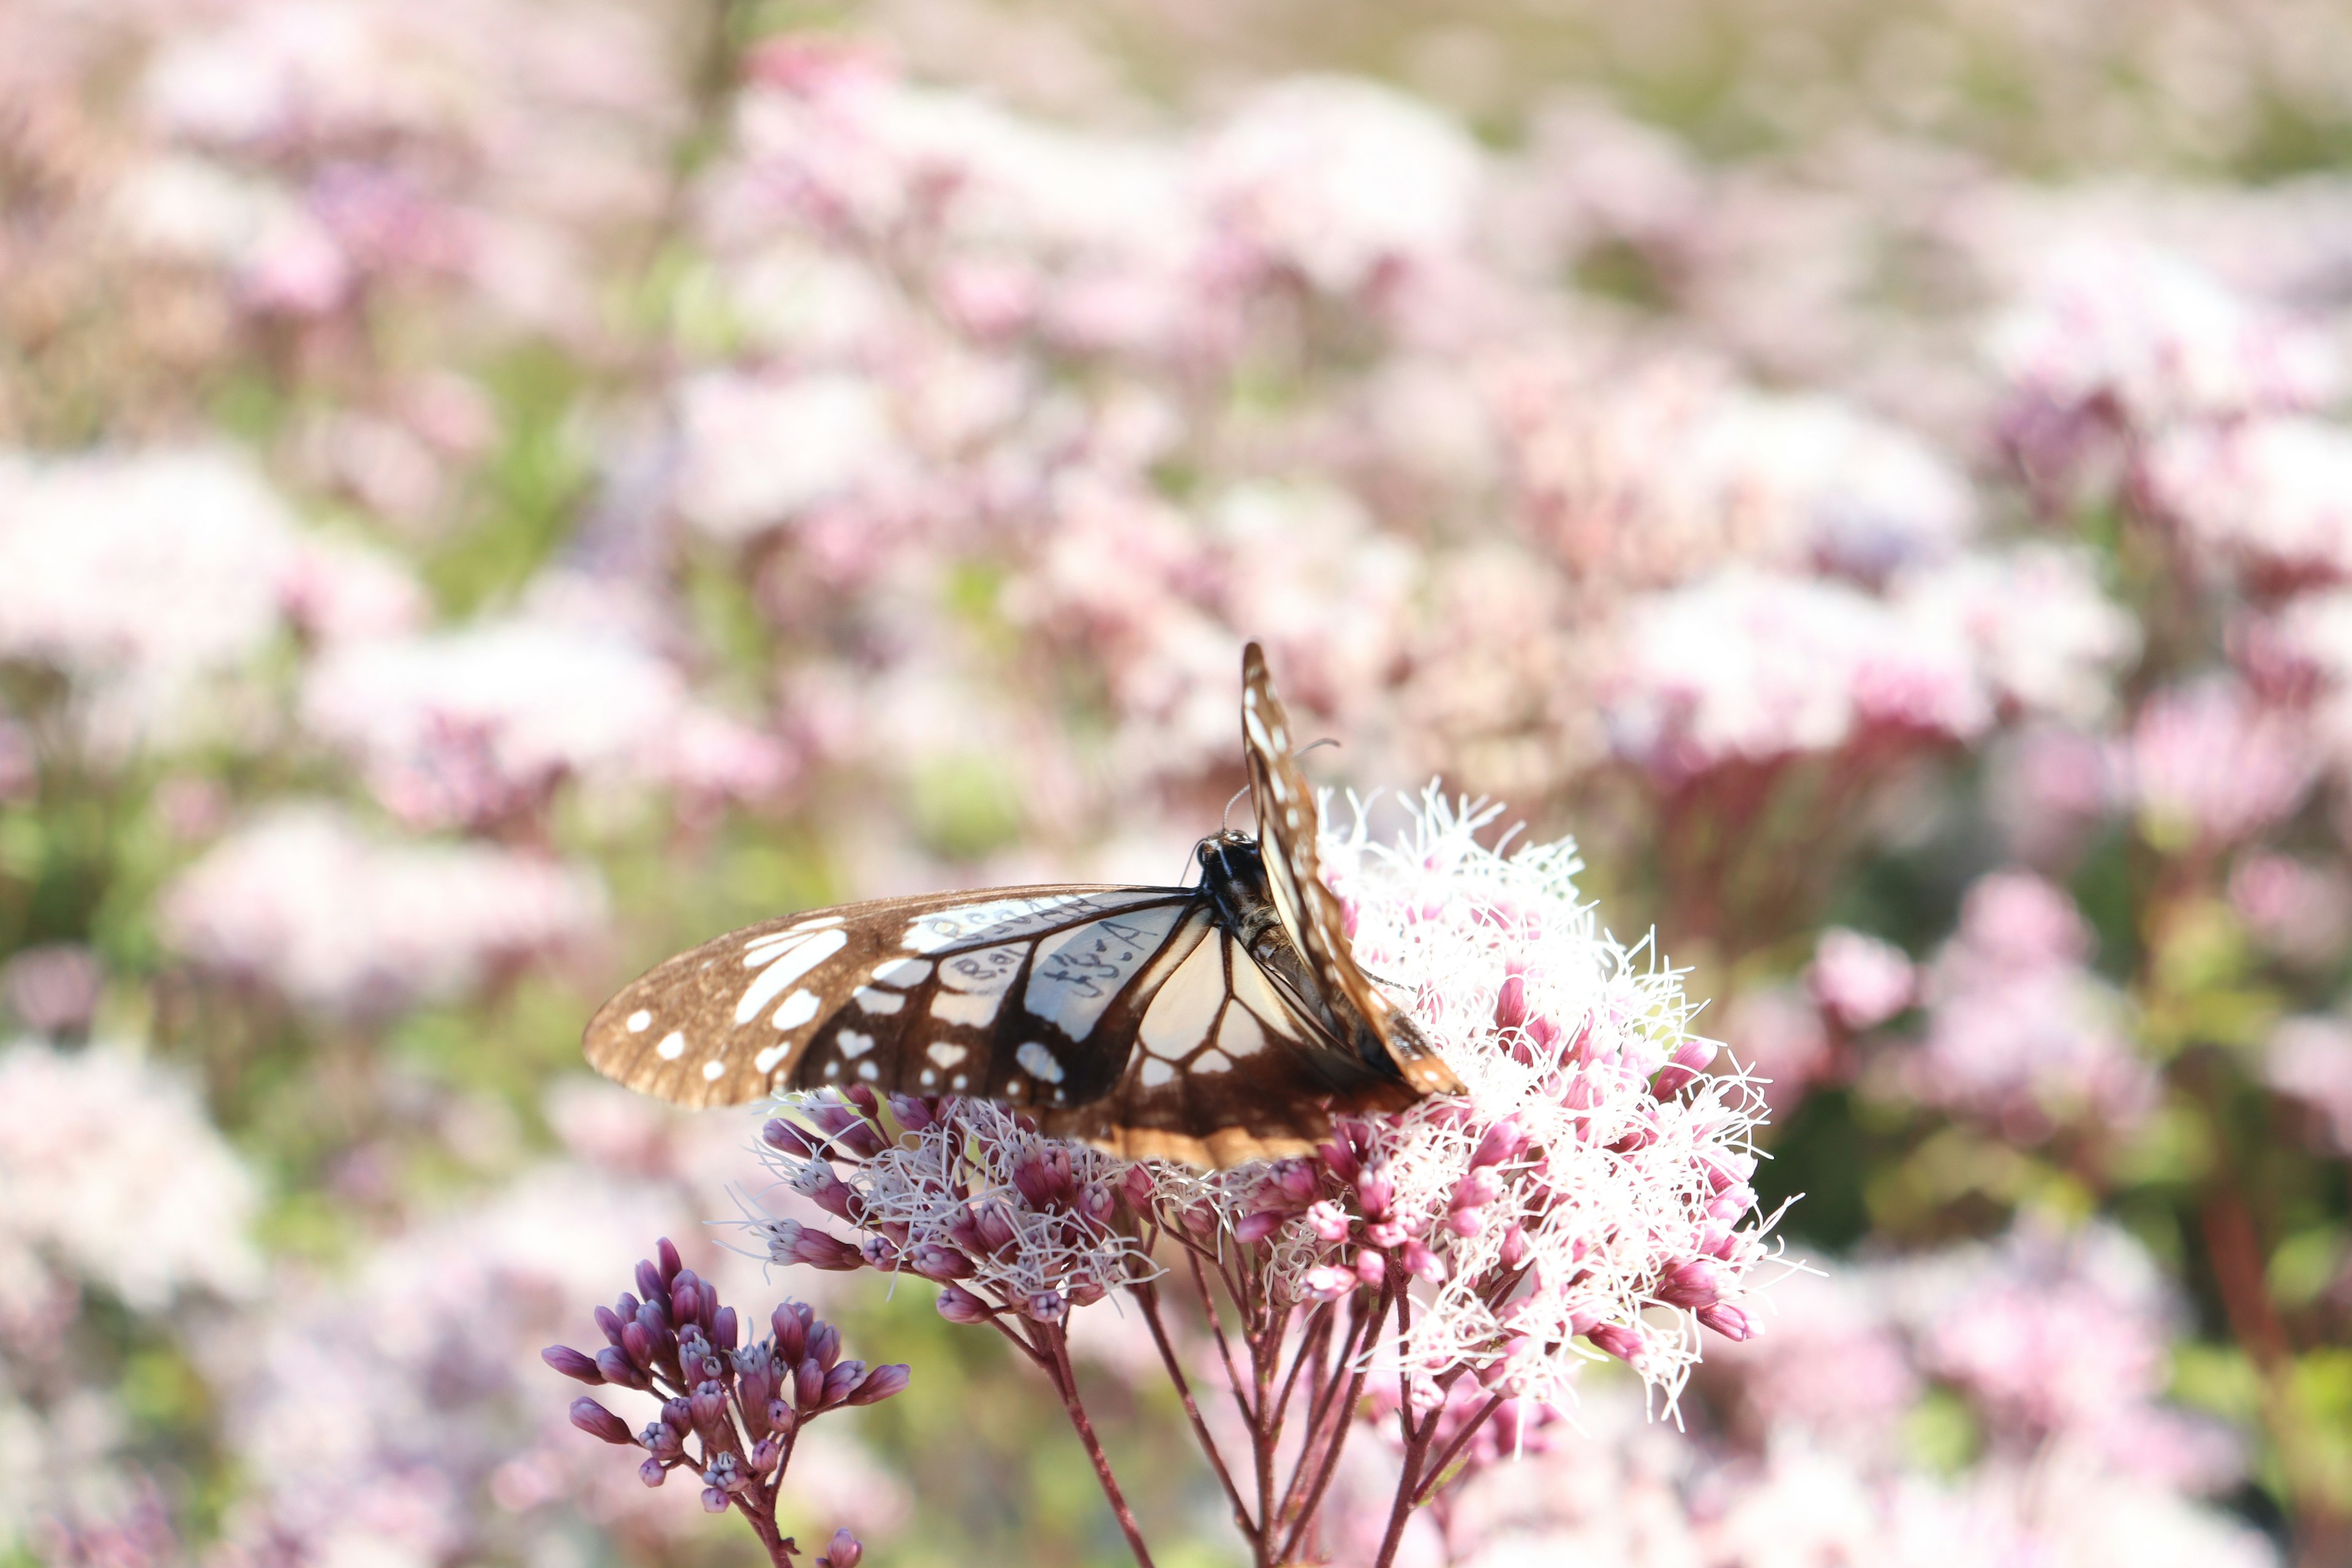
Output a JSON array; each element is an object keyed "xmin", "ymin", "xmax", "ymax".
[
  {"xmin": 796, "ymin": 1357, "xmax": 826, "ymax": 1408},
  {"xmin": 1471, "ymin": 1117, "xmax": 1529, "ymax": 1169},
  {"xmin": 886, "ymin": 1093, "xmax": 937, "ymax": 1132},
  {"xmin": 767, "ymin": 1400, "xmax": 796, "ymax": 1436},
  {"xmin": 670, "ymin": 1276, "xmax": 702, "ymax": 1327},
  {"xmin": 846, "ymin": 1363, "xmax": 910, "ymax": 1405},
  {"xmin": 1365, "ymin": 1219, "xmax": 1406, "ymax": 1249},
  {"xmin": 657, "ymin": 1237, "xmax": 685, "ymax": 1284},
  {"xmin": 1265, "ymin": 1158, "xmax": 1317, "ymax": 1208},
  {"xmin": 1498, "ymin": 1224, "xmax": 1531, "ymax": 1269},
  {"xmin": 1493, "ymin": 970, "xmax": 1528, "ymax": 1031},
  {"xmin": 762, "ymin": 1119, "xmax": 820, "ymax": 1157},
  {"xmin": 1707, "ymin": 1184, "xmax": 1757, "ymax": 1223},
  {"xmin": 1698, "ymin": 1302, "xmax": 1755, "ymax": 1341},
  {"xmin": 689, "ymin": 1380, "xmax": 729, "ymax": 1431},
  {"xmin": 1013, "ymin": 1148, "xmax": 1077, "ymax": 1210},
  {"xmin": 543, "ymin": 1345, "xmax": 603, "ymax": 1384},
  {"xmin": 1354, "ymin": 1249, "xmax": 1387, "ymax": 1287},
  {"xmin": 974, "ymin": 1202, "xmax": 1018, "ymax": 1253},
  {"xmin": 1652, "ymin": 1037, "xmax": 1719, "ymax": 1099},
  {"xmin": 808, "ymin": 1321, "xmax": 842, "ymax": 1370},
  {"xmin": 1401, "ymin": 1239, "xmax": 1446, "ymax": 1282},
  {"xmin": 936, "ymin": 1284, "xmax": 992, "ymax": 1325},
  {"xmin": 1306, "ymin": 1200, "xmax": 1350, "ymax": 1242},
  {"xmin": 570, "ymin": 1398, "xmax": 635, "ymax": 1445},
  {"xmin": 1356, "ymin": 1167, "xmax": 1395, "ymax": 1219},
  {"xmin": 1079, "ymin": 1183, "xmax": 1116, "ymax": 1229},
  {"xmin": 750, "ymin": 1437, "xmax": 783, "ymax": 1474},
  {"xmin": 842, "ymin": 1083, "xmax": 881, "ymax": 1118},
  {"xmin": 701, "ymin": 1487, "xmax": 729, "ymax": 1513},
  {"xmin": 594, "ymin": 1346, "xmax": 643, "ymax": 1387},
  {"xmin": 635, "ymin": 1259, "xmax": 663, "ymax": 1302},
  {"xmin": 1025, "ymin": 1290, "xmax": 1066, "ymax": 1323},
  {"xmin": 772, "ymin": 1302, "xmax": 811, "ymax": 1363},
  {"xmin": 1122, "ymin": 1165, "xmax": 1156, "ymax": 1209},
  {"xmin": 818, "ymin": 1528, "xmax": 865, "ymax": 1568},
  {"xmin": 1302, "ymin": 1265, "xmax": 1357, "ymax": 1301},
  {"xmin": 861, "ymin": 1236, "xmax": 899, "ymax": 1270},
  {"xmin": 1445, "ymin": 1208, "xmax": 1484, "ymax": 1238},
  {"xmin": 794, "ymin": 1164, "xmax": 864, "ymax": 1223},
  {"xmin": 1450, "ymin": 1167, "xmax": 1501, "ymax": 1212},
  {"xmin": 907, "ymin": 1243, "xmax": 974, "ymax": 1281},
  {"xmin": 1235, "ymin": 1208, "xmax": 1287, "ymax": 1245},
  {"xmin": 1656, "ymin": 1257, "xmax": 1724, "ymax": 1309},
  {"xmin": 1587, "ymin": 1322, "xmax": 1645, "ymax": 1363},
  {"xmin": 639, "ymin": 1458, "xmax": 668, "ymax": 1488},
  {"xmin": 821, "ymin": 1359, "xmax": 868, "ymax": 1406}
]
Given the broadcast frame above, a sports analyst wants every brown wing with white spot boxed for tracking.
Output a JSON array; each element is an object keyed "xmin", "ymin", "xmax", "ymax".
[
  {"xmin": 1240, "ymin": 642, "xmax": 1461, "ymax": 1096},
  {"xmin": 1042, "ymin": 924, "xmax": 1423, "ymax": 1166},
  {"xmin": 584, "ymin": 886, "xmax": 1200, "ymax": 1109}
]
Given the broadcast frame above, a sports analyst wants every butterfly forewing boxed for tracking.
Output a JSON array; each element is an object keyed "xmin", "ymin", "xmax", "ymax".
[
  {"xmin": 1240, "ymin": 643, "xmax": 1462, "ymax": 1096},
  {"xmin": 585, "ymin": 886, "xmax": 1197, "ymax": 1109}
]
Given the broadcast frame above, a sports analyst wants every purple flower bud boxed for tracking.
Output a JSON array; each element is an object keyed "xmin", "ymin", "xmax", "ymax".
[
  {"xmin": 1364, "ymin": 1219, "xmax": 1406, "ymax": 1249},
  {"xmin": 642, "ymin": 1422, "xmax": 683, "ymax": 1461},
  {"xmin": 1353, "ymin": 1249, "xmax": 1386, "ymax": 1288},
  {"xmin": 1498, "ymin": 1224, "xmax": 1531, "ymax": 1269},
  {"xmin": 887, "ymin": 1093, "xmax": 937, "ymax": 1132},
  {"xmin": 1588, "ymin": 1322, "xmax": 1645, "ymax": 1363},
  {"xmin": 639, "ymin": 1457, "xmax": 668, "ymax": 1488},
  {"xmin": 713, "ymin": 1305, "xmax": 738, "ymax": 1351},
  {"xmin": 766, "ymin": 1218, "xmax": 867, "ymax": 1272},
  {"xmin": 635, "ymin": 1258, "xmax": 664, "ymax": 1303},
  {"xmin": 1356, "ymin": 1167, "xmax": 1395, "ymax": 1219},
  {"xmin": 1706, "ymin": 1151, "xmax": 1758, "ymax": 1191},
  {"xmin": 1235, "ymin": 1208, "xmax": 1287, "ymax": 1245},
  {"xmin": 818, "ymin": 1528, "xmax": 865, "ymax": 1568},
  {"xmin": 620, "ymin": 1320, "xmax": 657, "ymax": 1371},
  {"xmin": 1698, "ymin": 1302, "xmax": 1755, "ymax": 1341},
  {"xmin": 1306, "ymin": 1200, "xmax": 1349, "ymax": 1242},
  {"xmin": 842, "ymin": 1082, "xmax": 881, "ymax": 1120},
  {"xmin": 670, "ymin": 1274, "xmax": 703, "ymax": 1328},
  {"xmin": 635, "ymin": 1297, "xmax": 669, "ymax": 1335},
  {"xmin": 821, "ymin": 1360, "xmax": 868, "ymax": 1406},
  {"xmin": 805, "ymin": 1100, "xmax": 886, "ymax": 1159},
  {"xmin": 1265, "ymin": 1158, "xmax": 1317, "ymax": 1208},
  {"xmin": 657, "ymin": 1237, "xmax": 685, "ymax": 1284},
  {"xmin": 1121, "ymin": 1166, "xmax": 1155, "ymax": 1210},
  {"xmin": 1450, "ymin": 1167, "xmax": 1502, "ymax": 1212},
  {"xmin": 1445, "ymin": 1208, "xmax": 1485, "ymax": 1238},
  {"xmin": 763, "ymin": 1118, "xmax": 820, "ymax": 1157},
  {"xmin": 807, "ymin": 1321, "xmax": 842, "ymax": 1371},
  {"xmin": 1012, "ymin": 1148, "xmax": 1077, "ymax": 1210},
  {"xmin": 1078, "ymin": 1183, "xmax": 1116, "ymax": 1229},
  {"xmin": 701, "ymin": 1487, "xmax": 729, "ymax": 1514},
  {"xmin": 861, "ymin": 1235, "xmax": 899, "ymax": 1270},
  {"xmin": 937, "ymin": 1285, "xmax": 992, "ymax": 1325},
  {"xmin": 570, "ymin": 1398, "xmax": 636, "ymax": 1445},
  {"xmin": 1025, "ymin": 1290, "xmax": 1066, "ymax": 1324},
  {"xmin": 1401, "ymin": 1239, "xmax": 1447, "ymax": 1282},
  {"xmin": 1652, "ymin": 1038, "xmax": 1719, "ymax": 1099},
  {"xmin": 594, "ymin": 1305, "xmax": 627, "ymax": 1348},
  {"xmin": 1068, "ymin": 1281, "xmax": 1107, "ymax": 1308},
  {"xmin": 751, "ymin": 1436, "xmax": 783, "ymax": 1474},
  {"xmin": 690, "ymin": 1380, "xmax": 729, "ymax": 1431},
  {"xmin": 907, "ymin": 1244, "xmax": 974, "ymax": 1282},
  {"xmin": 772, "ymin": 1302, "xmax": 811, "ymax": 1363},
  {"xmin": 794, "ymin": 1164, "xmax": 864, "ymax": 1223},
  {"xmin": 1492, "ymin": 971, "xmax": 1528, "ymax": 1031},
  {"xmin": 846, "ymin": 1362, "xmax": 910, "ymax": 1406},
  {"xmin": 661, "ymin": 1397, "xmax": 694, "ymax": 1433},
  {"xmin": 594, "ymin": 1346, "xmax": 643, "ymax": 1387},
  {"xmin": 1317, "ymin": 1134, "xmax": 1360, "ymax": 1182},
  {"xmin": 796, "ymin": 1356, "xmax": 826, "ymax": 1408},
  {"xmin": 767, "ymin": 1399, "xmax": 797, "ymax": 1435},
  {"xmin": 543, "ymin": 1345, "xmax": 603, "ymax": 1384}
]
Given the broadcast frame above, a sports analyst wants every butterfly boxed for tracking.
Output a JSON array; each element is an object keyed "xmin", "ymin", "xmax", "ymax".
[{"xmin": 584, "ymin": 643, "xmax": 1461, "ymax": 1166}]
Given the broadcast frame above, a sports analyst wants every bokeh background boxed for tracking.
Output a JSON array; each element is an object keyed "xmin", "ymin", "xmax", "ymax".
[{"xmin": 5, "ymin": 0, "xmax": 2352, "ymax": 1563}]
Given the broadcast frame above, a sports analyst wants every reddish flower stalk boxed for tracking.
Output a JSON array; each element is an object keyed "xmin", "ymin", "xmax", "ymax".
[{"xmin": 543, "ymin": 1238, "xmax": 897, "ymax": 1568}]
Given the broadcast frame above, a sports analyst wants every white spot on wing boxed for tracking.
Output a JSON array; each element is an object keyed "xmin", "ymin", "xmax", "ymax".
[
  {"xmin": 744, "ymin": 932, "xmax": 807, "ymax": 967},
  {"xmin": 789, "ymin": 914, "xmax": 845, "ymax": 932},
  {"xmin": 852, "ymin": 987, "xmax": 905, "ymax": 1015},
  {"xmin": 899, "ymin": 892, "xmax": 1173, "ymax": 954},
  {"xmin": 1140, "ymin": 940, "xmax": 1223, "ymax": 1060},
  {"xmin": 1193, "ymin": 1049, "xmax": 1232, "ymax": 1074},
  {"xmin": 702, "ymin": 1060, "xmax": 726, "ymax": 1082},
  {"xmin": 1244, "ymin": 710, "xmax": 1273, "ymax": 753},
  {"xmin": 774, "ymin": 989, "xmax": 821, "ymax": 1029},
  {"xmin": 872, "ymin": 956, "xmax": 932, "ymax": 986},
  {"xmin": 755, "ymin": 1043, "xmax": 789, "ymax": 1073},
  {"xmin": 656, "ymin": 1031, "xmax": 686, "ymax": 1060},
  {"xmin": 1139, "ymin": 1058, "xmax": 1176, "ymax": 1088},
  {"xmin": 1229, "ymin": 953, "xmax": 1302, "ymax": 1038},
  {"xmin": 626, "ymin": 1009, "xmax": 652, "ymax": 1033},
  {"xmin": 736, "ymin": 929, "xmax": 848, "ymax": 1023},
  {"xmin": 925, "ymin": 1042, "xmax": 968, "ymax": 1067},
  {"xmin": 858, "ymin": 1061, "xmax": 879, "ymax": 1080},
  {"xmin": 932, "ymin": 991, "xmax": 1001, "ymax": 1027},
  {"xmin": 838, "ymin": 1030, "xmax": 875, "ymax": 1059},
  {"xmin": 1016, "ymin": 1041, "xmax": 1065, "ymax": 1084},
  {"xmin": 1219, "ymin": 1006, "xmax": 1265, "ymax": 1059}
]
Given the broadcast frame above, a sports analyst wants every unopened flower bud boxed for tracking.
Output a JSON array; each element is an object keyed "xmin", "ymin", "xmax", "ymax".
[
  {"xmin": 1025, "ymin": 1289, "xmax": 1066, "ymax": 1323},
  {"xmin": 1498, "ymin": 1224, "xmax": 1531, "ymax": 1269},
  {"xmin": 641, "ymin": 1421, "xmax": 683, "ymax": 1461},
  {"xmin": 1356, "ymin": 1167, "xmax": 1395, "ymax": 1219},
  {"xmin": 690, "ymin": 1380, "xmax": 729, "ymax": 1430},
  {"xmin": 1493, "ymin": 971, "xmax": 1528, "ymax": 1031},
  {"xmin": 1012, "ymin": 1148, "xmax": 1077, "ymax": 1210},
  {"xmin": 842, "ymin": 1082, "xmax": 881, "ymax": 1117},
  {"xmin": 595, "ymin": 1346, "xmax": 643, "ymax": 1387},
  {"xmin": 657, "ymin": 1237, "xmax": 685, "ymax": 1284},
  {"xmin": 772, "ymin": 1302, "xmax": 811, "ymax": 1363},
  {"xmin": 1306, "ymin": 1200, "xmax": 1349, "ymax": 1242},
  {"xmin": 639, "ymin": 1457, "xmax": 668, "ymax": 1488},
  {"xmin": 1445, "ymin": 1208, "xmax": 1485, "ymax": 1238},
  {"xmin": 1588, "ymin": 1322, "xmax": 1645, "ymax": 1363},
  {"xmin": 887, "ymin": 1093, "xmax": 937, "ymax": 1132},
  {"xmin": 701, "ymin": 1486, "xmax": 729, "ymax": 1513},
  {"xmin": 794, "ymin": 1356, "xmax": 824, "ymax": 1408},
  {"xmin": 1400, "ymin": 1239, "xmax": 1446, "ymax": 1282},
  {"xmin": 1471, "ymin": 1117, "xmax": 1528, "ymax": 1169},
  {"xmin": 937, "ymin": 1284, "xmax": 992, "ymax": 1325},
  {"xmin": 846, "ymin": 1363, "xmax": 910, "ymax": 1406},
  {"xmin": 1078, "ymin": 1184, "xmax": 1116, "ymax": 1229},
  {"xmin": 635, "ymin": 1258, "xmax": 664, "ymax": 1302},
  {"xmin": 1698, "ymin": 1302, "xmax": 1755, "ymax": 1341},
  {"xmin": 1265, "ymin": 1158, "xmax": 1317, "ymax": 1207},
  {"xmin": 594, "ymin": 1305, "xmax": 628, "ymax": 1348},
  {"xmin": 661, "ymin": 1397, "xmax": 693, "ymax": 1434},
  {"xmin": 907, "ymin": 1244, "xmax": 974, "ymax": 1281},
  {"xmin": 1235, "ymin": 1208, "xmax": 1287, "ymax": 1245},
  {"xmin": 1121, "ymin": 1165, "xmax": 1156, "ymax": 1209},
  {"xmin": 767, "ymin": 1399, "xmax": 797, "ymax": 1436},
  {"xmin": 763, "ymin": 1118, "xmax": 820, "ymax": 1157},
  {"xmin": 750, "ymin": 1437, "xmax": 783, "ymax": 1474},
  {"xmin": 570, "ymin": 1398, "xmax": 635, "ymax": 1445},
  {"xmin": 713, "ymin": 1306, "xmax": 738, "ymax": 1351},
  {"xmin": 1653, "ymin": 1038, "xmax": 1718, "ymax": 1099},
  {"xmin": 1067, "ymin": 1281, "xmax": 1107, "ymax": 1308},
  {"xmin": 1302, "ymin": 1265, "xmax": 1357, "ymax": 1301},
  {"xmin": 818, "ymin": 1528, "xmax": 864, "ymax": 1568},
  {"xmin": 861, "ymin": 1235, "xmax": 899, "ymax": 1270},
  {"xmin": 1364, "ymin": 1219, "xmax": 1406, "ymax": 1249},
  {"xmin": 543, "ymin": 1345, "xmax": 603, "ymax": 1384},
  {"xmin": 1657, "ymin": 1257, "xmax": 1724, "ymax": 1309},
  {"xmin": 1708, "ymin": 1184, "xmax": 1757, "ymax": 1222},
  {"xmin": 807, "ymin": 1321, "xmax": 842, "ymax": 1370},
  {"xmin": 822, "ymin": 1359, "xmax": 868, "ymax": 1406},
  {"xmin": 794, "ymin": 1164, "xmax": 864, "ymax": 1222},
  {"xmin": 974, "ymin": 1202, "xmax": 1017, "ymax": 1253},
  {"xmin": 1354, "ymin": 1249, "xmax": 1387, "ymax": 1287},
  {"xmin": 671, "ymin": 1276, "xmax": 702, "ymax": 1327}
]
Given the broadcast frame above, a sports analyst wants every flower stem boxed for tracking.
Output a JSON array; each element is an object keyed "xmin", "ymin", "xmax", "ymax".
[
  {"xmin": 1043, "ymin": 1324, "xmax": 1158, "ymax": 1568},
  {"xmin": 1133, "ymin": 1278, "xmax": 1257, "ymax": 1545}
]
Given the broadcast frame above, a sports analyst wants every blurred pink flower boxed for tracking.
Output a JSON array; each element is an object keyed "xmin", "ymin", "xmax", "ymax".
[
  {"xmin": 1989, "ymin": 724, "xmax": 2119, "ymax": 865},
  {"xmin": 2228, "ymin": 854, "xmax": 2352, "ymax": 967},
  {"xmin": 2122, "ymin": 679, "xmax": 2315, "ymax": 850},
  {"xmin": 1887, "ymin": 872, "xmax": 2156, "ymax": 1141},
  {"xmin": 1895, "ymin": 545, "xmax": 2138, "ymax": 729},
  {"xmin": 160, "ymin": 803, "xmax": 606, "ymax": 1020},
  {"xmin": 2264, "ymin": 1018, "xmax": 2352, "ymax": 1155},
  {"xmin": 1720, "ymin": 987, "xmax": 1835, "ymax": 1118},
  {"xmin": 2142, "ymin": 418, "xmax": 2352, "ymax": 590},
  {"xmin": 1807, "ymin": 929, "xmax": 1915, "ymax": 1031}
]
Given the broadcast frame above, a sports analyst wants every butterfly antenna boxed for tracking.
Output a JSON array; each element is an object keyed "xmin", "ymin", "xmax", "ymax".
[
  {"xmin": 1293, "ymin": 737, "xmax": 1341, "ymax": 760},
  {"xmin": 1221, "ymin": 784, "xmax": 1251, "ymax": 831}
]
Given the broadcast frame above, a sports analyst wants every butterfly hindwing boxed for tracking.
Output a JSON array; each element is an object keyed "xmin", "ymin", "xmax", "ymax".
[{"xmin": 584, "ymin": 886, "xmax": 1200, "ymax": 1110}]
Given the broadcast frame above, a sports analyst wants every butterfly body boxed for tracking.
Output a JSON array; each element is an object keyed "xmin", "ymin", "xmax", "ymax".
[{"xmin": 584, "ymin": 644, "xmax": 1460, "ymax": 1166}]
